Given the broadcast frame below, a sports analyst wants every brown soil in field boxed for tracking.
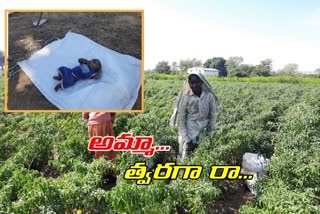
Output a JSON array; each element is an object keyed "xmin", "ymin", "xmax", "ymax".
[
  {"xmin": 174, "ymin": 180, "xmax": 255, "ymax": 214},
  {"xmin": 7, "ymin": 12, "xmax": 142, "ymax": 110},
  {"xmin": 41, "ymin": 166, "xmax": 61, "ymax": 179},
  {"xmin": 205, "ymin": 180, "xmax": 255, "ymax": 214}
]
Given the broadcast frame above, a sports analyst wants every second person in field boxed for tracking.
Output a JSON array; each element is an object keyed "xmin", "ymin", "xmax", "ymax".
[{"xmin": 171, "ymin": 71, "xmax": 219, "ymax": 159}]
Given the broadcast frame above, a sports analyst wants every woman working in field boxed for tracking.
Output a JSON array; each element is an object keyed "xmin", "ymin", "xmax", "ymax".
[
  {"xmin": 170, "ymin": 71, "xmax": 219, "ymax": 159},
  {"xmin": 83, "ymin": 112, "xmax": 118, "ymax": 184},
  {"xmin": 82, "ymin": 112, "xmax": 118, "ymax": 161}
]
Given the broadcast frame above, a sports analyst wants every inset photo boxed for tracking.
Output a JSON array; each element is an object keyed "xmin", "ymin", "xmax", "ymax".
[{"xmin": 5, "ymin": 10, "xmax": 143, "ymax": 112}]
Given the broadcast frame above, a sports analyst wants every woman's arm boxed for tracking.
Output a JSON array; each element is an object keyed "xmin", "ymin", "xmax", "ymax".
[
  {"xmin": 178, "ymin": 96, "xmax": 191, "ymax": 143},
  {"xmin": 207, "ymin": 94, "xmax": 217, "ymax": 133}
]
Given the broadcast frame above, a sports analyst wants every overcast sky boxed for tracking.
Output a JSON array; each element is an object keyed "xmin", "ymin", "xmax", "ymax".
[{"xmin": 1, "ymin": 0, "xmax": 319, "ymax": 72}]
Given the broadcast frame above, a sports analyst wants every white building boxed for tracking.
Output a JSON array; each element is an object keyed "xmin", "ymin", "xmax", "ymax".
[{"xmin": 187, "ymin": 67, "xmax": 220, "ymax": 77}]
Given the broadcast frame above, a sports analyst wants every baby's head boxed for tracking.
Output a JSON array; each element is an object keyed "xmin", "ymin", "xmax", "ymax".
[{"xmin": 88, "ymin": 59, "xmax": 101, "ymax": 72}]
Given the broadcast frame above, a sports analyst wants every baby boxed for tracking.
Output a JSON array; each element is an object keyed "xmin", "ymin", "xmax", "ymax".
[{"xmin": 53, "ymin": 58, "xmax": 102, "ymax": 91}]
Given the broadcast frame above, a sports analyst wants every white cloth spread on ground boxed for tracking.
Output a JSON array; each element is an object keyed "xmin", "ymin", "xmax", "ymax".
[{"xmin": 17, "ymin": 32, "xmax": 141, "ymax": 110}]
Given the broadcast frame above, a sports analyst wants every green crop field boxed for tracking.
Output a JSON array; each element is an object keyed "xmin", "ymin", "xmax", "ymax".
[{"xmin": 0, "ymin": 75, "xmax": 319, "ymax": 213}]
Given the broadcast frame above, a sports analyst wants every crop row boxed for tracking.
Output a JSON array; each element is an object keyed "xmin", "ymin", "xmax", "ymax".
[{"xmin": 146, "ymin": 73, "xmax": 320, "ymax": 84}]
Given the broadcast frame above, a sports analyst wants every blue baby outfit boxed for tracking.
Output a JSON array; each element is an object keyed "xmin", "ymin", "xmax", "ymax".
[{"xmin": 58, "ymin": 64, "xmax": 96, "ymax": 89}]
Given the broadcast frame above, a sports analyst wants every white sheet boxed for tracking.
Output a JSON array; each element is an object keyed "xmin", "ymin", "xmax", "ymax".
[{"xmin": 17, "ymin": 32, "xmax": 141, "ymax": 110}]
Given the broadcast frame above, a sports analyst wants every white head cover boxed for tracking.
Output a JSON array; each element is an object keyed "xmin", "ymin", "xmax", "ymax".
[{"xmin": 170, "ymin": 70, "xmax": 219, "ymax": 127}]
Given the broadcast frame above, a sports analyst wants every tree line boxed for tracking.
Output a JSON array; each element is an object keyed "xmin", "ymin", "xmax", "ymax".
[{"xmin": 148, "ymin": 57, "xmax": 320, "ymax": 78}]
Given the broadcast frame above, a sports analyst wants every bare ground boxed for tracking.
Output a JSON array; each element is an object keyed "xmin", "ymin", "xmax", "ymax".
[
  {"xmin": 205, "ymin": 180, "xmax": 255, "ymax": 214},
  {"xmin": 8, "ymin": 12, "xmax": 142, "ymax": 110}
]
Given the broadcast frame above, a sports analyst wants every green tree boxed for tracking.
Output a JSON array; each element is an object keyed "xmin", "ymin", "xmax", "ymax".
[
  {"xmin": 228, "ymin": 64, "xmax": 255, "ymax": 77},
  {"xmin": 252, "ymin": 59, "xmax": 272, "ymax": 77},
  {"xmin": 179, "ymin": 58, "xmax": 202, "ymax": 73},
  {"xmin": 203, "ymin": 57, "xmax": 227, "ymax": 76},
  {"xmin": 260, "ymin": 59, "xmax": 273, "ymax": 71},
  {"xmin": 278, "ymin": 63, "xmax": 299, "ymax": 76},
  {"xmin": 225, "ymin": 56, "xmax": 243, "ymax": 72},
  {"xmin": 315, "ymin": 67, "xmax": 320, "ymax": 78},
  {"xmin": 154, "ymin": 61, "xmax": 171, "ymax": 74},
  {"xmin": 171, "ymin": 62, "xmax": 179, "ymax": 74}
]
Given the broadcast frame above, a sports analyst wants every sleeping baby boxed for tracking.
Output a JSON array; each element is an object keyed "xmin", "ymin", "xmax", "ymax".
[{"xmin": 53, "ymin": 58, "xmax": 102, "ymax": 91}]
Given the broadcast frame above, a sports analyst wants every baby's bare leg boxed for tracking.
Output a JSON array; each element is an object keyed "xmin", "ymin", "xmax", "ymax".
[{"xmin": 54, "ymin": 83, "xmax": 62, "ymax": 91}]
